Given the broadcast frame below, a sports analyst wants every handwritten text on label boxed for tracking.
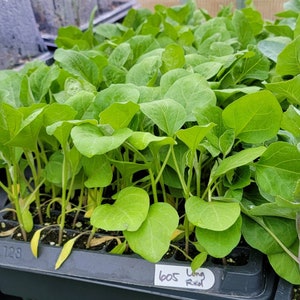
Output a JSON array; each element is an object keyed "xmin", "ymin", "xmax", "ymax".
[{"xmin": 154, "ymin": 264, "xmax": 215, "ymax": 290}]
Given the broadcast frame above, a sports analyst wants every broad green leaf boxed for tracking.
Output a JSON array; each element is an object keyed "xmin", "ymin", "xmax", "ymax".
[
  {"xmin": 185, "ymin": 197, "xmax": 240, "ymax": 231},
  {"xmin": 124, "ymin": 202, "xmax": 179, "ymax": 263},
  {"xmin": 126, "ymin": 55, "xmax": 161, "ymax": 86},
  {"xmin": 242, "ymin": 215, "xmax": 297, "ymax": 255},
  {"xmin": 241, "ymin": 7, "xmax": 264, "ymax": 36},
  {"xmin": 28, "ymin": 64, "xmax": 60, "ymax": 103},
  {"xmin": 71, "ymin": 124, "xmax": 132, "ymax": 158},
  {"xmin": 265, "ymin": 24, "xmax": 294, "ymax": 39},
  {"xmin": 54, "ymin": 49, "xmax": 100, "ymax": 87},
  {"xmin": 47, "ymin": 119, "xmax": 97, "ymax": 146},
  {"xmin": 255, "ymin": 142, "xmax": 300, "ymax": 201},
  {"xmin": 140, "ymin": 99, "xmax": 187, "ymax": 136},
  {"xmin": 0, "ymin": 106, "xmax": 25, "ymax": 140},
  {"xmin": 160, "ymin": 68, "xmax": 191, "ymax": 95},
  {"xmin": 43, "ymin": 103, "xmax": 77, "ymax": 127},
  {"xmin": 127, "ymin": 35, "xmax": 157, "ymax": 63},
  {"xmin": 219, "ymin": 129, "xmax": 235, "ymax": 157},
  {"xmin": 56, "ymin": 26, "xmax": 90, "ymax": 49},
  {"xmin": 161, "ymin": 44, "xmax": 185, "ymax": 74},
  {"xmin": 164, "ymin": 73, "xmax": 216, "ymax": 120},
  {"xmin": 99, "ymin": 102, "xmax": 140, "ymax": 130},
  {"xmin": 82, "ymin": 155, "xmax": 112, "ymax": 188},
  {"xmin": 94, "ymin": 23, "xmax": 123, "ymax": 39},
  {"xmin": 209, "ymin": 42, "xmax": 234, "ymax": 57},
  {"xmin": 176, "ymin": 124, "xmax": 215, "ymax": 152},
  {"xmin": 94, "ymin": 84, "xmax": 140, "ymax": 113},
  {"xmin": 7, "ymin": 105, "xmax": 45, "ymax": 150},
  {"xmin": 90, "ymin": 187, "xmax": 149, "ymax": 231},
  {"xmin": 224, "ymin": 166, "xmax": 251, "ymax": 189},
  {"xmin": 44, "ymin": 151, "xmax": 63, "ymax": 185},
  {"xmin": 194, "ymin": 62, "xmax": 223, "ymax": 80},
  {"xmin": 108, "ymin": 43, "xmax": 132, "ymax": 67},
  {"xmin": 214, "ymin": 86, "xmax": 261, "ymax": 104},
  {"xmin": 109, "ymin": 159, "xmax": 150, "ymax": 184},
  {"xmin": 128, "ymin": 132, "xmax": 175, "ymax": 150},
  {"xmin": 213, "ymin": 146, "xmax": 266, "ymax": 178},
  {"xmin": 65, "ymin": 91, "xmax": 95, "ymax": 119},
  {"xmin": 276, "ymin": 35, "xmax": 300, "ymax": 76},
  {"xmin": 195, "ymin": 216, "xmax": 242, "ymax": 258},
  {"xmin": 232, "ymin": 10, "xmax": 255, "ymax": 49},
  {"xmin": 0, "ymin": 71, "xmax": 23, "ymax": 107},
  {"xmin": 268, "ymin": 241, "xmax": 300, "ymax": 285},
  {"xmin": 266, "ymin": 75, "xmax": 300, "ymax": 106},
  {"xmin": 229, "ymin": 48, "xmax": 270, "ymax": 84},
  {"xmin": 258, "ymin": 37, "xmax": 291, "ymax": 62},
  {"xmin": 281, "ymin": 106, "xmax": 300, "ymax": 137},
  {"xmin": 222, "ymin": 90, "xmax": 282, "ymax": 144}
]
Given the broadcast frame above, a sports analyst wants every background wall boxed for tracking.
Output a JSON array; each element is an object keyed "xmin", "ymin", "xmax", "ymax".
[{"xmin": 135, "ymin": 0, "xmax": 286, "ymax": 20}]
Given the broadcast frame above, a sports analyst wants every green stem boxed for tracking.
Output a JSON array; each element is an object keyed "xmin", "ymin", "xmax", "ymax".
[
  {"xmin": 12, "ymin": 163, "xmax": 27, "ymax": 241},
  {"xmin": 242, "ymin": 208, "xmax": 300, "ymax": 264},
  {"xmin": 171, "ymin": 146, "xmax": 189, "ymax": 198},
  {"xmin": 58, "ymin": 145, "xmax": 70, "ymax": 245}
]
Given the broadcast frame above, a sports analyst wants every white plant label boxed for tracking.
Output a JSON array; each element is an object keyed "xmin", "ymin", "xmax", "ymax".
[{"xmin": 154, "ymin": 264, "xmax": 215, "ymax": 290}]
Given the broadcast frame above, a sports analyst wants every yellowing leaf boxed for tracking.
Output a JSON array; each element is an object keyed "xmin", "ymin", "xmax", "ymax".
[
  {"xmin": 30, "ymin": 228, "xmax": 43, "ymax": 258},
  {"xmin": 55, "ymin": 236, "xmax": 78, "ymax": 270}
]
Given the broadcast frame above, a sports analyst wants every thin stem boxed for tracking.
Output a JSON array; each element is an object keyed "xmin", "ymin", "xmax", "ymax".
[{"xmin": 171, "ymin": 146, "xmax": 189, "ymax": 198}]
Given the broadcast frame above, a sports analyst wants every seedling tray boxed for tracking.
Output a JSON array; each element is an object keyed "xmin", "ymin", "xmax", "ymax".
[{"xmin": 0, "ymin": 232, "xmax": 277, "ymax": 300}]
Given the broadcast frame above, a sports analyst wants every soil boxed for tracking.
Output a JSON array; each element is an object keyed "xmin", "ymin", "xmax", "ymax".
[{"xmin": 293, "ymin": 286, "xmax": 300, "ymax": 300}]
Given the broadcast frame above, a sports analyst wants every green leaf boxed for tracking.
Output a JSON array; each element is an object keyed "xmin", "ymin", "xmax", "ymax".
[
  {"xmin": 99, "ymin": 102, "xmax": 140, "ymax": 130},
  {"xmin": 7, "ymin": 105, "xmax": 45, "ymax": 150},
  {"xmin": 195, "ymin": 216, "xmax": 242, "ymax": 258},
  {"xmin": 281, "ymin": 106, "xmax": 300, "ymax": 137},
  {"xmin": 191, "ymin": 252, "xmax": 208, "ymax": 273},
  {"xmin": 232, "ymin": 10, "xmax": 255, "ymax": 49},
  {"xmin": 229, "ymin": 48, "xmax": 270, "ymax": 85},
  {"xmin": 194, "ymin": 62, "xmax": 223, "ymax": 80},
  {"xmin": 164, "ymin": 73, "xmax": 216, "ymax": 121},
  {"xmin": 176, "ymin": 124, "xmax": 215, "ymax": 152},
  {"xmin": 90, "ymin": 187, "xmax": 149, "ymax": 231},
  {"xmin": 126, "ymin": 55, "xmax": 161, "ymax": 86},
  {"xmin": 266, "ymin": 75, "xmax": 300, "ymax": 106},
  {"xmin": 71, "ymin": 124, "xmax": 132, "ymax": 157},
  {"xmin": 82, "ymin": 155, "xmax": 112, "ymax": 188},
  {"xmin": 276, "ymin": 35, "xmax": 300, "ymax": 76},
  {"xmin": 124, "ymin": 202, "xmax": 179, "ymax": 263},
  {"xmin": 222, "ymin": 90, "xmax": 282, "ymax": 144},
  {"xmin": 47, "ymin": 119, "xmax": 97, "ymax": 146},
  {"xmin": 258, "ymin": 37, "xmax": 291, "ymax": 62},
  {"xmin": 185, "ymin": 197, "xmax": 240, "ymax": 231},
  {"xmin": 161, "ymin": 44, "xmax": 185, "ymax": 73},
  {"xmin": 54, "ymin": 49, "xmax": 101, "ymax": 87},
  {"xmin": 108, "ymin": 43, "xmax": 132, "ymax": 67},
  {"xmin": 22, "ymin": 208, "xmax": 33, "ymax": 233},
  {"xmin": 213, "ymin": 146, "xmax": 266, "ymax": 178},
  {"xmin": 128, "ymin": 132, "xmax": 175, "ymax": 150},
  {"xmin": 268, "ymin": 241, "xmax": 300, "ymax": 285},
  {"xmin": 242, "ymin": 215, "xmax": 297, "ymax": 255},
  {"xmin": 94, "ymin": 84, "xmax": 140, "ymax": 113},
  {"xmin": 255, "ymin": 142, "xmax": 300, "ymax": 201},
  {"xmin": 140, "ymin": 99, "xmax": 187, "ymax": 136}
]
